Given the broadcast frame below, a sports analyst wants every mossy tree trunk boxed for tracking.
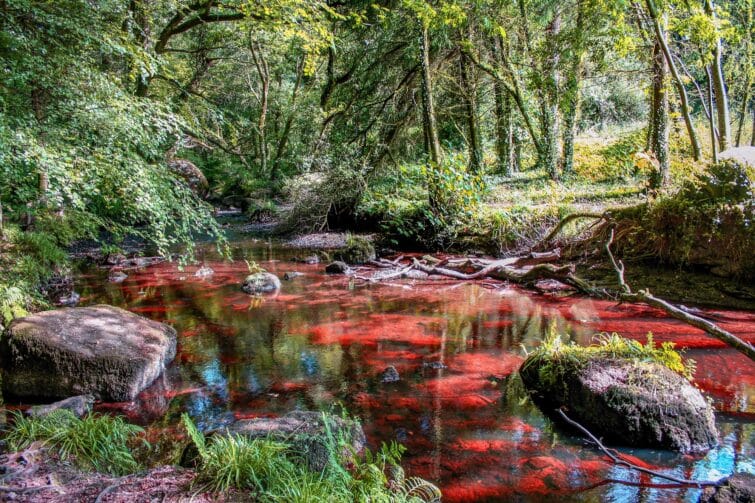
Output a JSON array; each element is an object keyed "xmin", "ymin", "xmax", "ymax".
[{"xmin": 650, "ymin": 40, "xmax": 670, "ymax": 188}]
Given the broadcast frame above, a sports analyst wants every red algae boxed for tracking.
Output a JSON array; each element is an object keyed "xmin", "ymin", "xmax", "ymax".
[{"xmin": 72, "ymin": 242, "xmax": 755, "ymax": 503}]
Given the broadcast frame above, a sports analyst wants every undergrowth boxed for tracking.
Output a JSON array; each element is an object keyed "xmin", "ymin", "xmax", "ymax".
[
  {"xmin": 5, "ymin": 410, "xmax": 145, "ymax": 475},
  {"xmin": 181, "ymin": 413, "xmax": 440, "ymax": 502},
  {"xmin": 523, "ymin": 332, "xmax": 696, "ymax": 388}
]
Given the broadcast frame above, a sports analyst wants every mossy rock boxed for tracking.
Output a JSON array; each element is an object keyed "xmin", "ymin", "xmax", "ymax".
[
  {"xmin": 1, "ymin": 305, "xmax": 177, "ymax": 401},
  {"xmin": 333, "ymin": 236, "xmax": 376, "ymax": 265},
  {"xmin": 520, "ymin": 356, "xmax": 718, "ymax": 453}
]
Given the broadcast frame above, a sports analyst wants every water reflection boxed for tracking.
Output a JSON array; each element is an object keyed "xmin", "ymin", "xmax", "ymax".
[{"xmin": 74, "ymin": 240, "xmax": 755, "ymax": 502}]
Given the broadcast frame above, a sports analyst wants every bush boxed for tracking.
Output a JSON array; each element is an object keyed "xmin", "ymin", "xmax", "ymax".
[{"xmin": 5, "ymin": 410, "xmax": 144, "ymax": 475}]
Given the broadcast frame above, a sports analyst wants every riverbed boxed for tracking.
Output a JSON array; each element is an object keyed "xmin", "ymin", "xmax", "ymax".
[{"xmin": 76, "ymin": 239, "xmax": 755, "ymax": 502}]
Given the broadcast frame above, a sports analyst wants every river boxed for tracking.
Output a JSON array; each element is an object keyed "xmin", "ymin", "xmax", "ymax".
[{"xmin": 76, "ymin": 239, "xmax": 755, "ymax": 502}]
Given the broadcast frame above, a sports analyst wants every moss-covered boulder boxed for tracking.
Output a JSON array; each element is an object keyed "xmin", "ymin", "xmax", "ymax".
[
  {"xmin": 333, "ymin": 235, "xmax": 376, "ymax": 265},
  {"xmin": 520, "ymin": 355, "xmax": 718, "ymax": 453},
  {"xmin": 1, "ymin": 305, "xmax": 177, "ymax": 401}
]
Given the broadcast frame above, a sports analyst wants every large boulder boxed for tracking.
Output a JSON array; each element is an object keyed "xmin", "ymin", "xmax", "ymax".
[
  {"xmin": 168, "ymin": 159, "xmax": 209, "ymax": 198},
  {"xmin": 241, "ymin": 272, "xmax": 281, "ymax": 294},
  {"xmin": 1, "ymin": 305, "xmax": 177, "ymax": 401},
  {"xmin": 190, "ymin": 411, "xmax": 366, "ymax": 472},
  {"xmin": 520, "ymin": 357, "xmax": 718, "ymax": 453}
]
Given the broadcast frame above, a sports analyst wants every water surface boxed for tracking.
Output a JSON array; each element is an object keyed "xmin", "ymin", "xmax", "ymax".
[{"xmin": 76, "ymin": 240, "xmax": 755, "ymax": 502}]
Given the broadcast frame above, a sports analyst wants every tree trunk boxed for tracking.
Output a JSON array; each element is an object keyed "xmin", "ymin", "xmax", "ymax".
[
  {"xmin": 705, "ymin": 0, "xmax": 731, "ymax": 152},
  {"xmin": 540, "ymin": 12, "xmax": 561, "ymax": 180},
  {"xmin": 706, "ymin": 66, "xmax": 718, "ymax": 163},
  {"xmin": 650, "ymin": 40, "xmax": 670, "ymax": 188},
  {"xmin": 129, "ymin": 0, "xmax": 151, "ymax": 97},
  {"xmin": 273, "ymin": 56, "xmax": 304, "ymax": 179},
  {"xmin": 494, "ymin": 81, "xmax": 513, "ymax": 176},
  {"xmin": 420, "ymin": 23, "xmax": 442, "ymax": 166},
  {"xmin": 645, "ymin": 0, "xmax": 702, "ymax": 161},
  {"xmin": 735, "ymin": 84, "xmax": 749, "ymax": 147},
  {"xmin": 250, "ymin": 39, "xmax": 270, "ymax": 178},
  {"xmin": 419, "ymin": 22, "xmax": 443, "ymax": 212},
  {"xmin": 560, "ymin": 66, "xmax": 582, "ymax": 176},
  {"xmin": 459, "ymin": 51, "xmax": 482, "ymax": 173},
  {"xmin": 560, "ymin": 1, "xmax": 585, "ymax": 176},
  {"xmin": 751, "ymin": 108, "xmax": 755, "ymax": 146}
]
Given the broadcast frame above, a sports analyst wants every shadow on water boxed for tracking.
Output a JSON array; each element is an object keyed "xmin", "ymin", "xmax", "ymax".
[{"xmin": 72, "ymin": 239, "xmax": 755, "ymax": 502}]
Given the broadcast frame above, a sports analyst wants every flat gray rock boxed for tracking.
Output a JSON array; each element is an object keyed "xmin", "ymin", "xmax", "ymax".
[
  {"xmin": 1, "ymin": 305, "xmax": 177, "ymax": 401},
  {"xmin": 28, "ymin": 395, "xmax": 94, "ymax": 418}
]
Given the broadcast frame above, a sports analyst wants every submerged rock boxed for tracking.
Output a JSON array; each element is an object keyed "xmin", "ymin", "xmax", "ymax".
[
  {"xmin": 283, "ymin": 271, "xmax": 304, "ymax": 281},
  {"xmin": 520, "ymin": 357, "xmax": 718, "ymax": 453},
  {"xmin": 28, "ymin": 395, "xmax": 94, "ymax": 419},
  {"xmin": 1, "ymin": 305, "xmax": 177, "ymax": 401},
  {"xmin": 57, "ymin": 291, "xmax": 81, "ymax": 307},
  {"xmin": 380, "ymin": 365, "xmax": 401, "ymax": 383},
  {"xmin": 241, "ymin": 272, "xmax": 281, "ymax": 294},
  {"xmin": 208, "ymin": 411, "xmax": 366, "ymax": 472},
  {"xmin": 194, "ymin": 266, "xmax": 214, "ymax": 279},
  {"xmin": 108, "ymin": 270, "xmax": 128, "ymax": 283},
  {"xmin": 325, "ymin": 261, "xmax": 351, "ymax": 274}
]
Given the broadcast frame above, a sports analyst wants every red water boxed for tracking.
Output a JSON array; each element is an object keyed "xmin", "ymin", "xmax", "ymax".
[{"xmin": 75, "ymin": 240, "xmax": 755, "ymax": 502}]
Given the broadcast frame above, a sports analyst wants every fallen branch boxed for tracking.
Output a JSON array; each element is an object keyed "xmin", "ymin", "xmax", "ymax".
[
  {"xmin": 605, "ymin": 228, "xmax": 755, "ymax": 362},
  {"xmin": 557, "ymin": 408, "xmax": 723, "ymax": 488}
]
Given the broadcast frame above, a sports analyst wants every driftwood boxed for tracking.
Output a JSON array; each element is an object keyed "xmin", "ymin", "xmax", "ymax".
[
  {"xmin": 350, "ymin": 220, "xmax": 754, "ymax": 360},
  {"xmin": 557, "ymin": 408, "xmax": 723, "ymax": 488},
  {"xmin": 604, "ymin": 228, "xmax": 755, "ymax": 362}
]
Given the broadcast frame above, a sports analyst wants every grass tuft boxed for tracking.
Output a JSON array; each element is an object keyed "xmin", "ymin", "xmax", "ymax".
[
  {"xmin": 181, "ymin": 413, "xmax": 440, "ymax": 502},
  {"xmin": 5, "ymin": 410, "xmax": 145, "ymax": 475}
]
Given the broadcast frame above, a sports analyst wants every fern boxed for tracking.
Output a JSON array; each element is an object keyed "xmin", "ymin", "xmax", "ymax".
[{"xmin": 181, "ymin": 413, "xmax": 206, "ymax": 459}]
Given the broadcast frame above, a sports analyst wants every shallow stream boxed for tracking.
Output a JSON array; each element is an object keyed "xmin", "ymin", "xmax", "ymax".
[{"xmin": 76, "ymin": 239, "xmax": 755, "ymax": 502}]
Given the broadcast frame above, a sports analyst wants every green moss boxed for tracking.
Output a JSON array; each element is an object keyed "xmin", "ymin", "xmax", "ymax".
[{"xmin": 522, "ymin": 332, "xmax": 696, "ymax": 393}]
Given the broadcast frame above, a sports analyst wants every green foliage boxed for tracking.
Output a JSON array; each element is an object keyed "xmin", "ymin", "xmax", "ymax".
[
  {"xmin": 5, "ymin": 410, "xmax": 144, "ymax": 475},
  {"xmin": 523, "ymin": 332, "xmax": 696, "ymax": 387},
  {"xmin": 573, "ymin": 129, "xmax": 647, "ymax": 181},
  {"xmin": 683, "ymin": 160, "xmax": 755, "ymax": 204},
  {"xmin": 244, "ymin": 260, "xmax": 267, "ymax": 275},
  {"xmin": 181, "ymin": 413, "xmax": 440, "ymax": 502}
]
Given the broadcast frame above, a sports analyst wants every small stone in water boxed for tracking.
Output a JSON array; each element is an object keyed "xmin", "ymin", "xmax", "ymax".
[
  {"xmin": 195, "ymin": 266, "xmax": 214, "ymax": 278},
  {"xmin": 422, "ymin": 361, "xmax": 447, "ymax": 370},
  {"xmin": 57, "ymin": 292, "xmax": 80, "ymax": 306},
  {"xmin": 380, "ymin": 366, "xmax": 400, "ymax": 383}
]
